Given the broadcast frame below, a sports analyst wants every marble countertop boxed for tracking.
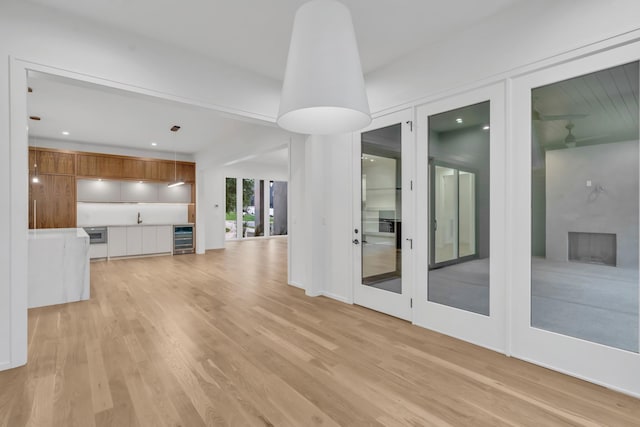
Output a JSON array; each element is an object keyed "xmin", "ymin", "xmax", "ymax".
[
  {"xmin": 78, "ymin": 223, "xmax": 194, "ymax": 228},
  {"xmin": 28, "ymin": 228, "xmax": 89, "ymax": 240}
]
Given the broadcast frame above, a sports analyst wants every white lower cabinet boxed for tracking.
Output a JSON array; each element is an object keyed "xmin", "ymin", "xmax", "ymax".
[
  {"xmin": 89, "ymin": 243, "xmax": 108, "ymax": 259},
  {"xmin": 142, "ymin": 226, "xmax": 158, "ymax": 254},
  {"xmin": 108, "ymin": 227, "xmax": 127, "ymax": 257},
  {"xmin": 126, "ymin": 226, "xmax": 143, "ymax": 255},
  {"xmin": 108, "ymin": 225, "xmax": 173, "ymax": 258},
  {"xmin": 157, "ymin": 225, "xmax": 173, "ymax": 253}
]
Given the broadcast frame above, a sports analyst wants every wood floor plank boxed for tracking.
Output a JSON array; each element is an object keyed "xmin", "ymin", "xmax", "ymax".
[{"xmin": 1, "ymin": 237, "xmax": 639, "ymax": 426}]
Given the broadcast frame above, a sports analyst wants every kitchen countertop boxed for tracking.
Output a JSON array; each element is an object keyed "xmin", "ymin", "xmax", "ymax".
[
  {"xmin": 29, "ymin": 227, "xmax": 89, "ymax": 240},
  {"xmin": 78, "ymin": 223, "xmax": 194, "ymax": 228}
]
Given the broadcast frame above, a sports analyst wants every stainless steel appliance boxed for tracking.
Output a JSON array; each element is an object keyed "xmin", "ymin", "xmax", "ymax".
[
  {"xmin": 173, "ymin": 224, "xmax": 194, "ymax": 254},
  {"xmin": 84, "ymin": 226, "xmax": 108, "ymax": 244}
]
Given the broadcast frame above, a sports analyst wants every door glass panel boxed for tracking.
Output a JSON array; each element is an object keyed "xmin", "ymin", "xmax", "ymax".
[
  {"xmin": 531, "ymin": 62, "xmax": 639, "ymax": 352},
  {"xmin": 361, "ymin": 124, "xmax": 402, "ymax": 294},
  {"xmin": 434, "ymin": 166, "xmax": 457, "ymax": 263},
  {"xmin": 225, "ymin": 177, "xmax": 237, "ymax": 240},
  {"xmin": 242, "ymin": 178, "xmax": 260, "ymax": 237},
  {"xmin": 428, "ymin": 101, "xmax": 490, "ymax": 315},
  {"xmin": 270, "ymin": 180, "xmax": 288, "ymax": 236},
  {"xmin": 459, "ymin": 171, "xmax": 476, "ymax": 257}
]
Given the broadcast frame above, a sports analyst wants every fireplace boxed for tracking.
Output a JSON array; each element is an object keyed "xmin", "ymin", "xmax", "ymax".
[{"xmin": 568, "ymin": 232, "xmax": 616, "ymax": 266}]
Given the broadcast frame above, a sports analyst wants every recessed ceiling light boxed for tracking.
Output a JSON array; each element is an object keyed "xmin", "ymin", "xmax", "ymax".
[
  {"xmin": 151, "ymin": 142, "xmax": 157, "ymax": 146},
  {"xmin": 483, "ymin": 125, "xmax": 490, "ymax": 130},
  {"xmin": 456, "ymin": 118, "xmax": 463, "ymax": 124},
  {"xmin": 61, "ymin": 131, "xmax": 70, "ymax": 136}
]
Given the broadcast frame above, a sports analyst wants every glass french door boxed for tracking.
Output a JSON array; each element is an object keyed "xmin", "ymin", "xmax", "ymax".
[
  {"xmin": 511, "ymin": 46, "xmax": 640, "ymax": 395},
  {"xmin": 414, "ymin": 84, "xmax": 506, "ymax": 351},
  {"xmin": 353, "ymin": 109, "xmax": 413, "ymax": 321}
]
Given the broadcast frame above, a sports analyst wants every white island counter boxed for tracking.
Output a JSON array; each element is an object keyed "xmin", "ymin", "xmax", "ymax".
[{"xmin": 28, "ymin": 228, "xmax": 90, "ymax": 308}]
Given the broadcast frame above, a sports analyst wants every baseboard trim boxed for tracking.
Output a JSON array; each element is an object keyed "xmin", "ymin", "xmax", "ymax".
[
  {"xmin": 288, "ymin": 280, "xmax": 304, "ymax": 289},
  {"xmin": 511, "ymin": 352, "xmax": 640, "ymax": 400},
  {"xmin": 320, "ymin": 291, "xmax": 352, "ymax": 304}
]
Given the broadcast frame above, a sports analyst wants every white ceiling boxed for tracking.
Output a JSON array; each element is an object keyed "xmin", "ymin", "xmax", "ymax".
[
  {"xmin": 27, "ymin": 71, "xmax": 283, "ymax": 156},
  {"xmin": 24, "ymin": 0, "xmax": 525, "ymax": 160},
  {"xmin": 25, "ymin": 0, "xmax": 523, "ymax": 81}
]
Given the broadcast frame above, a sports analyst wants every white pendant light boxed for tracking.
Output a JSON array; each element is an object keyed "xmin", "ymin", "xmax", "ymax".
[{"xmin": 277, "ymin": 0, "xmax": 371, "ymax": 135}]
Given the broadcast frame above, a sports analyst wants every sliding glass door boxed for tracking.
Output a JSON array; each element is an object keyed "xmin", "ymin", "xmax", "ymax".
[{"xmin": 430, "ymin": 163, "xmax": 477, "ymax": 268}]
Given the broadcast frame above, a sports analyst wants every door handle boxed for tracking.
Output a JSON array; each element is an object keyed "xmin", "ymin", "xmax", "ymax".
[
  {"xmin": 406, "ymin": 238, "xmax": 413, "ymax": 249},
  {"xmin": 352, "ymin": 239, "xmax": 360, "ymax": 245},
  {"xmin": 434, "ymin": 219, "xmax": 437, "ymax": 231}
]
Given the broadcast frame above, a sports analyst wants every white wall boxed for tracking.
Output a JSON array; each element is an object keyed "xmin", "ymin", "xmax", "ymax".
[{"xmin": 366, "ymin": 0, "xmax": 640, "ymax": 114}]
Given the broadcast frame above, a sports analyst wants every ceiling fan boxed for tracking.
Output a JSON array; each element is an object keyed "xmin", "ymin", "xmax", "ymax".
[{"xmin": 562, "ymin": 121, "xmax": 607, "ymax": 148}]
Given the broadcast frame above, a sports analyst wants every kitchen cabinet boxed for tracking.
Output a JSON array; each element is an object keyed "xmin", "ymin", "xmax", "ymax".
[
  {"xmin": 28, "ymin": 147, "xmax": 196, "ymax": 229},
  {"xmin": 157, "ymin": 225, "xmax": 172, "ymax": 253},
  {"xmin": 29, "ymin": 174, "xmax": 76, "ymax": 229},
  {"xmin": 121, "ymin": 181, "xmax": 159, "ymax": 202},
  {"xmin": 142, "ymin": 226, "xmax": 157, "ymax": 254},
  {"xmin": 158, "ymin": 183, "xmax": 192, "ymax": 203},
  {"xmin": 126, "ymin": 226, "xmax": 143, "ymax": 256},
  {"xmin": 108, "ymin": 227, "xmax": 127, "ymax": 257},
  {"xmin": 77, "ymin": 179, "xmax": 121, "ymax": 202},
  {"xmin": 30, "ymin": 149, "xmax": 75, "ymax": 175},
  {"xmin": 77, "ymin": 179, "xmax": 191, "ymax": 203},
  {"xmin": 108, "ymin": 225, "xmax": 173, "ymax": 258},
  {"xmin": 122, "ymin": 159, "xmax": 145, "ymax": 180},
  {"xmin": 89, "ymin": 243, "xmax": 108, "ymax": 259}
]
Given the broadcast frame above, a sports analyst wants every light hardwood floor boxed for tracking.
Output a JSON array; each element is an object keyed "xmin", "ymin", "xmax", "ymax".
[{"xmin": 1, "ymin": 238, "xmax": 639, "ymax": 426}]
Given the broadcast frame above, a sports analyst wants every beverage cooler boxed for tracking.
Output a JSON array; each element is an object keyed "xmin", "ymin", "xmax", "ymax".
[{"xmin": 173, "ymin": 224, "xmax": 194, "ymax": 254}]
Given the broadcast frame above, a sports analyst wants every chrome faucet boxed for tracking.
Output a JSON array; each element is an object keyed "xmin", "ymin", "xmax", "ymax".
[{"xmin": 137, "ymin": 212, "xmax": 142, "ymax": 224}]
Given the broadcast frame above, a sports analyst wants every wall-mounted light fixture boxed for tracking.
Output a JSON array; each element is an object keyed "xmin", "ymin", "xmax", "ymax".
[{"xmin": 277, "ymin": 0, "xmax": 371, "ymax": 135}]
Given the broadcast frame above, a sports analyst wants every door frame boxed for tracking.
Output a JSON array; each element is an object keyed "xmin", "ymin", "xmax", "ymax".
[
  {"xmin": 510, "ymin": 42, "xmax": 640, "ymax": 397},
  {"xmin": 414, "ymin": 82, "xmax": 507, "ymax": 353},
  {"xmin": 352, "ymin": 109, "xmax": 414, "ymax": 321}
]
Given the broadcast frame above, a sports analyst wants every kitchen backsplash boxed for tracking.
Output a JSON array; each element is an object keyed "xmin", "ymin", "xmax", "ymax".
[{"xmin": 77, "ymin": 203, "xmax": 189, "ymax": 226}]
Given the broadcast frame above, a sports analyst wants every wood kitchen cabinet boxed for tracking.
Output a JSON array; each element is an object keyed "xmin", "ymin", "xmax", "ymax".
[
  {"xmin": 28, "ymin": 147, "xmax": 196, "ymax": 229},
  {"xmin": 122, "ymin": 158, "xmax": 145, "ymax": 179},
  {"xmin": 29, "ymin": 149, "xmax": 75, "ymax": 175},
  {"xmin": 29, "ymin": 174, "xmax": 76, "ymax": 229}
]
